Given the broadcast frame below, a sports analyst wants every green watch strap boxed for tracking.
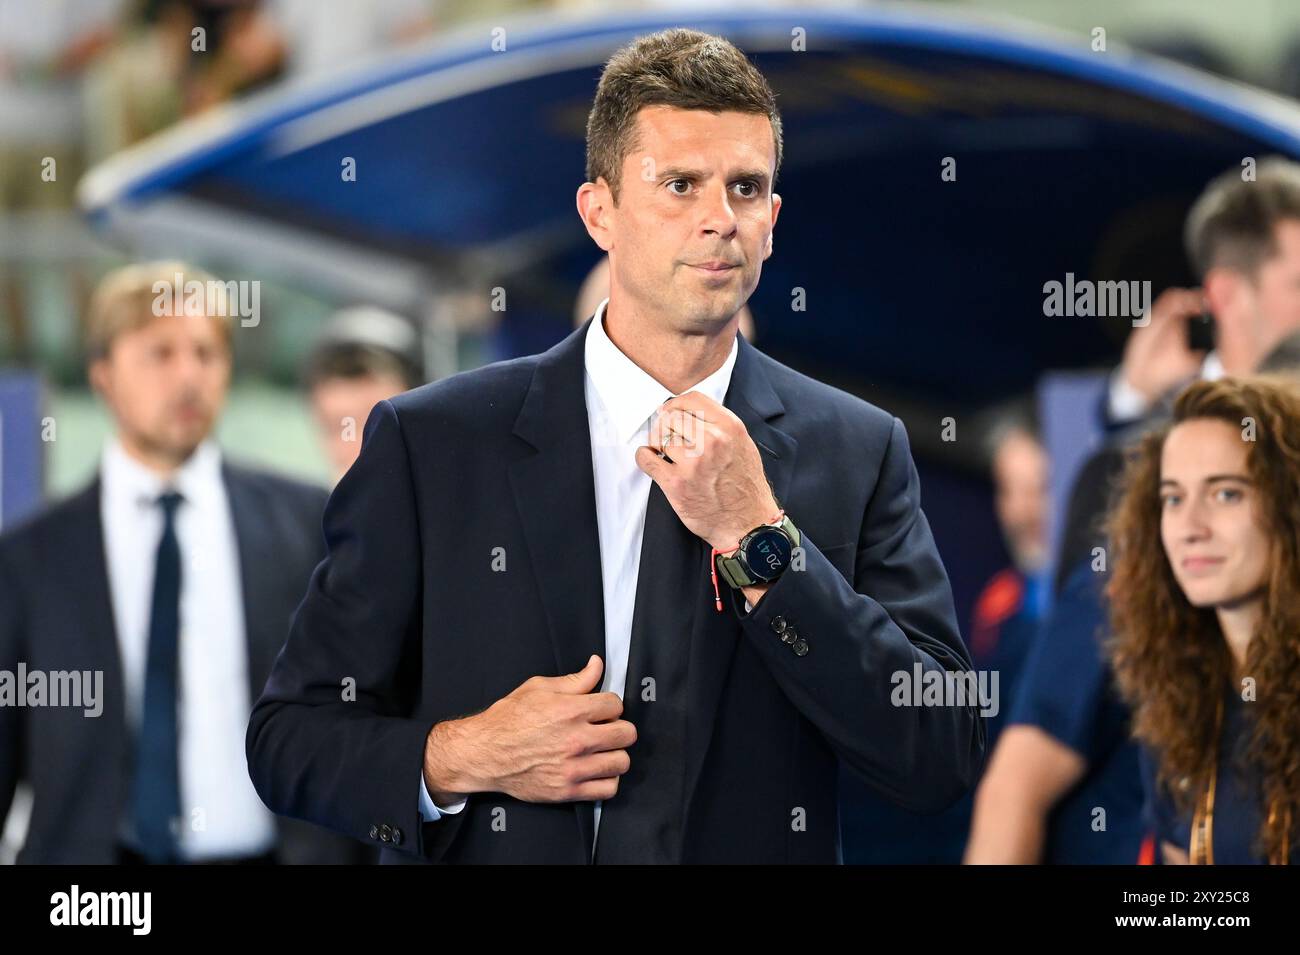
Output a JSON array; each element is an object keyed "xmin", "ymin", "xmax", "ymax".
[{"xmin": 717, "ymin": 515, "xmax": 801, "ymax": 588}]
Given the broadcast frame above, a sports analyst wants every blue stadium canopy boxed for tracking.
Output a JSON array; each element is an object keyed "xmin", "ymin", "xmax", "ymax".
[{"xmin": 79, "ymin": 4, "xmax": 1300, "ymax": 408}]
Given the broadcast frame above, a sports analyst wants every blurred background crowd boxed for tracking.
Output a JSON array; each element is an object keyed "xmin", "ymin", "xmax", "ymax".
[
  {"xmin": 11, "ymin": 0, "xmax": 1300, "ymax": 490},
  {"xmin": 2, "ymin": 0, "xmax": 1300, "ymax": 865}
]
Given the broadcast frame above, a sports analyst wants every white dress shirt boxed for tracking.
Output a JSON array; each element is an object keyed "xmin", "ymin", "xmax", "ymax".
[
  {"xmin": 101, "ymin": 436, "xmax": 277, "ymax": 859},
  {"xmin": 1106, "ymin": 350, "xmax": 1224, "ymax": 424},
  {"xmin": 419, "ymin": 298, "xmax": 740, "ymax": 856}
]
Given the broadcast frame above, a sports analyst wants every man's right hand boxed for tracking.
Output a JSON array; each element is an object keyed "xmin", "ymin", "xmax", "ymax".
[
  {"xmin": 1118, "ymin": 286, "xmax": 1208, "ymax": 403},
  {"xmin": 422, "ymin": 654, "xmax": 635, "ymax": 805}
]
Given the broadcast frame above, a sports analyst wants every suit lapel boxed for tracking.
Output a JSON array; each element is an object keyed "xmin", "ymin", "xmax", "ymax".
[
  {"xmin": 67, "ymin": 478, "xmax": 131, "ymax": 803},
  {"xmin": 222, "ymin": 465, "xmax": 277, "ymax": 705},
  {"xmin": 508, "ymin": 320, "xmax": 608, "ymax": 857}
]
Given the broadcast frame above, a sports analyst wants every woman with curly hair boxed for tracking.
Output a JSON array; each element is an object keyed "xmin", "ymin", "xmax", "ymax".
[{"xmin": 1104, "ymin": 374, "xmax": 1300, "ymax": 864}]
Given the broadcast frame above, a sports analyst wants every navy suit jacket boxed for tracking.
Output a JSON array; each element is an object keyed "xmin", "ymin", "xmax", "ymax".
[
  {"xmin": 247, "ymin": 319, "xmax": 985, "ymax": 864},
  {"xmin": 0, "ymin": 460, "xmax": 371, "ymax": 864}
]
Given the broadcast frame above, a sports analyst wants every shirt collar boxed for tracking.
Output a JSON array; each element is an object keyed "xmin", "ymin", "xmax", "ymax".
[
  {"xmin": 583, "ymin": 296, "xmax": 739, "ymax": 445},
  {"xmin": 101, "ymin": 435, "xmax": 225, "ymax": 512}
]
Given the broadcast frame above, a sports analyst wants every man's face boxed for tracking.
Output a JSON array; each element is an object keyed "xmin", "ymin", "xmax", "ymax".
[
  {"xmin": 991, "ymin": 430, "xmax": 1049, "ymax": 574},
  {"xmin": 594, "ymin": 105, "xmax": 780, "ymax": 334},
  {"xmin": 90, "ymin": 309, "xmax": 231, "ymax": 466},
  {"xmin": 311, "ymin": 372, "xmax": 408, "ymax": 481},
  {"xmin": 1159, "ymin": 418, "xmax": 1270, "ymax": 609}
]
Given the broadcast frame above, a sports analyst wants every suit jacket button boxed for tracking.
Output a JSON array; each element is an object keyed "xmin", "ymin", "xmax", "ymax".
[
  {"xmin": 770, "ymin": 615, "xmax": 787, "ymax": 635},
  {"xmin": 780, "ymin": 626, "xmax": 798, "ymax": 645},
  {"xmin": 369, "ymin": 825, "xmax": 379, "ymax": 840},
  {"xmin": 391, "ymin": 827, "xmax": 403, "ymax": 846},
  {"xmin": 792, "ymin": 639, "xmax": 810, "ymax": 656},
  {"xmin": 379, "ymin": 824, "xmax": 392, "ymax": 843}
]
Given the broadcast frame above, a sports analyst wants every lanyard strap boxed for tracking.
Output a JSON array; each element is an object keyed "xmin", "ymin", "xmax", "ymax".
[{"xmin": 1190, "ymin": 693, "xmax": 1291, "ymax": 865}]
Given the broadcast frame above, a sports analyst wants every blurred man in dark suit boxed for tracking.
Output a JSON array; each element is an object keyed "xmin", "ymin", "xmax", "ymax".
[{"xmin": 0, "ymin": 261, "xmax": 370, "ymax": 864}]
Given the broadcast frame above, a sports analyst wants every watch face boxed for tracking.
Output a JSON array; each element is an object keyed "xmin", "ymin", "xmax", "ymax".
[{"xmin": 741, "ymin": 526, "xmax": 794, "ymax": 582}]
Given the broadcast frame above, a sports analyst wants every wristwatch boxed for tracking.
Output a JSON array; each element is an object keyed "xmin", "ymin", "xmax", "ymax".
[{"xmin": 715, "ymin": 512, "xmax": 801, "ymax": 589}]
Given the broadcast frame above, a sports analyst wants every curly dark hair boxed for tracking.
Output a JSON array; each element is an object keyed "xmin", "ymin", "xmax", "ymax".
[{"xmin": 1104, "ymin": 374, "xmax": 1300, "ymax": 863}]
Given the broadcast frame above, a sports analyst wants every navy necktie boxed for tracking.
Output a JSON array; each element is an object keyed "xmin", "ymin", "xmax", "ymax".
[
  {"xmin": 131, "ymin": 489, "xmax": 184, "ymax": 863},
  {"xmin": 594, "ymin": 480, "xmax": 698, "ymax": 863}
]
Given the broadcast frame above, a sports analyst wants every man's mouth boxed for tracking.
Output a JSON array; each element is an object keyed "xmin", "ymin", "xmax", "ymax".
[{"xmin": 691, "ymin": 261, "xmax": 739, "ymax": 274}]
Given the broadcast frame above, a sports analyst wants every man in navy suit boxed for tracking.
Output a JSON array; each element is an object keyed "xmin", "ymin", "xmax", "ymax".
[
  {"xmin": 247, "ymin": 28, "xmax": 984, "ymax": 864},
  {"xmin": 0, "ymin": 261, "xmax": 368, "ymax": 864}
]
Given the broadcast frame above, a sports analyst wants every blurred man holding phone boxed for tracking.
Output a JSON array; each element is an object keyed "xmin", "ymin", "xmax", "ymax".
[{"xmin": 1105, "ymin": 157, "xmax": 1300, "ymax": 429}]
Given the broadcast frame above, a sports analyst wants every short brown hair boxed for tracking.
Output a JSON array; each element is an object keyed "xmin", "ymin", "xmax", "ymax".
[
  {"xmin": 86, "ymin": 260, "xmax": 233, "ymax": 361},
  {"xmin": 585, "ymin": 28, "xmax": 783, "ymax": 204},
  {"xmin": 1184, "ymin": 157, "xmax": 1300, "ymax": 278}
]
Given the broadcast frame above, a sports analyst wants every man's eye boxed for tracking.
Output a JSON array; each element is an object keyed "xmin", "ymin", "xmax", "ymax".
[
  {"xmin": 1161, "ymin": 493, "xmax": 1180, "ymax": 508},
  {"xmin": 1215, "ymin": 488, "xmax": 1243, "ymax": 503},
  {"xmin": 733, "ymin": 181, "xmax": 759, "ymax": 198},
  {"xmin": 667, "ymin": 179, "xmax": 691, "ymax": 195}
]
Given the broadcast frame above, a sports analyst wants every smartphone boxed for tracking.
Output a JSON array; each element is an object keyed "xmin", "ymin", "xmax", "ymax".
[{"xmin": 1187, "ymin": 309, "xmax": 1216, "ymax": 352}]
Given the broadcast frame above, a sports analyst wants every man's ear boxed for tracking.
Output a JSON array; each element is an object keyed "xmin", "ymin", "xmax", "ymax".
[
  {"xmin": 1203, "ymin": 265, "xmax": 1245, "ymax": 318},
  {"xmin": 576, "ymin": 177, "xmax": 615, "ymax": 253},
  {"xmin": 764, "ymin": 192, "xmax": 782, "ymax": 260}
]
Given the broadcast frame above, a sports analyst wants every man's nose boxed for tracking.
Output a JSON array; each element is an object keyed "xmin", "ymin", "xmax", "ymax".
[
  {"xmin": 171, "ymin": 347, "xmax": 209, "ymax": 386},
  {"xmin": 699, "ymin": 183, "xmax": 738, "ymax": 237}
]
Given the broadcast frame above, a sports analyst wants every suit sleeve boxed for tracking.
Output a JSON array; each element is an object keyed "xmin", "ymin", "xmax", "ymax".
[
  {"xmin": 730, "ymin": 415, "xmax": 985, "ymax": 813},
  {"xmin": 0, "ymin": 541, "xmax": 23, "ymax": 831},
  {"xmin": 246, "ymin": 398, "xmax": 435, "ymax": 858}
]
